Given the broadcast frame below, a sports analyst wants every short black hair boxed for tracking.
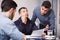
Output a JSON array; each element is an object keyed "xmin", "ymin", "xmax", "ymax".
[
  {"xmin": 18, "ymin": 7, "xmax": 27, "ymax": 13},
  {"xmin": 1, "ymin": 0, "xmax": 17, "ymax": 12},
  {"xmin": 42, "ymin": 1, "xmax": 51, "ymax": 9}
]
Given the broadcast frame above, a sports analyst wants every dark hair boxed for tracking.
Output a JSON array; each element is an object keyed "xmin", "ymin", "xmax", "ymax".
[
  {"xmin": 42, "ymin": 1, "xmax": 51, "ymax": 9},
  {"xmin": 18, "ymin": 7, "xmax": 27, "ymax": 13},
  {"xmin": 1, "ymin": 0, "xmax": 17, "ymax": 12}
]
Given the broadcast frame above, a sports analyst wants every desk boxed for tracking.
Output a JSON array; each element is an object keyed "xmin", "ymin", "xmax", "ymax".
[
  {"xmin": 26, "ymin": 35, "xmax": 56, "ymax": 40},
  {"xmin": 26, "ymin": 35, "xmax": 45, "ymax": 40}
]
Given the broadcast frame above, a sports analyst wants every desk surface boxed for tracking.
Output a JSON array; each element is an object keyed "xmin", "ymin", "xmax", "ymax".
[
  {"xmin": 26, "ymin": 35, "xmax": 41, "ymax": 38},
  {"xmin": 26, "ymin": 35, "xmax": 56, "ymax": 40}
]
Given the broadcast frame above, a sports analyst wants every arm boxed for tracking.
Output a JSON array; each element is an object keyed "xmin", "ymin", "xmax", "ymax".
[
  {"xmin": 31, "ymin": 8, "xmax": 37, "ymax": 22},
  {"xmin": 49, "ymin": 10, "xmax": 55, "ymax": 30},
  {"xmin": 32, "ymin": 22, "xmax": 39, "ymax": 30},
  {"xmin": 2, "ymin": 21, "xmax": 26, "ymax": 40}
]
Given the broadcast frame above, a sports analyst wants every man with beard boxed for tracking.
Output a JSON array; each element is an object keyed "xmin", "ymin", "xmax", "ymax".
[{"xmin": 0, "ymin": 0, "xmax": 26, "ymax": 40}]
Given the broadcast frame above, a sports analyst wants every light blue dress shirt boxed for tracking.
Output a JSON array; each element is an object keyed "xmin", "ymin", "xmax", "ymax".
[{"xmin": 0, "ymin": 12, "xmax": 24, "ymax": 40}]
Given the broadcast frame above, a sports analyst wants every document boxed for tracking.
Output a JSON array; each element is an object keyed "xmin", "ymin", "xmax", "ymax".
[{"xmin": 31, "ymin": 29, "xmax": 45, "ymax": 37}]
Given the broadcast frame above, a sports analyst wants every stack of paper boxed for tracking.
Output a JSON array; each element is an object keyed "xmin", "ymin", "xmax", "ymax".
[{"xmin": 31, "ymin": 29, "xmax": 45, "ymax": 37}]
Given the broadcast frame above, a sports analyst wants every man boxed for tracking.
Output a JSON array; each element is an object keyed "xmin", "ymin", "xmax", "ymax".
[
  {"xmin": 31, "ymin": 1, "xmax": 55, "ymax": 32},
  {"xmin": 0, "ymin": 0, "xmax": 26, "ymax": 40},
  {"xmin": 14, "ymin": 7, "xmax": 38, "ymax": 35}
]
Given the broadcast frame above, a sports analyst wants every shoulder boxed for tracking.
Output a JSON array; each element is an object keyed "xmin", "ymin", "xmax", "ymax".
[
  {"xmin": 0, "ymin": 16, "xmax": 13, "ymax": 25},
  {"xmin": 49, "ymin": 9, "xmax": 54, "ymax": 13},
  {"xmin": 14, "ymin": 18, "xmax": 21, "ymax": 26},
  {"xmin": 33, "ymin": 5, "xmax": 40, "ymax": 12},
  {"xmin": 28, "ymin": 18, "xmax": 35, "ymax": 25},
  {"xmin": 49, "ymin": 9, "xmax": 55, "ymax": 15},
  {"xmin": 14, "ymin": 18, "xmax": 21, "ymax": 23},
  {"xmin": 14, "ymin": 18, "xmax": 20, "ymax": 23},
  {"xmin": 33, "ymin": 5, "xmax": 40, "ymax": 15},
  {"xmin": 4, "ymin": 18, "xmax": 14, "ymax": 26},
  {"xmin": 34, "ymin": 5, "xmax": 40, "ymax": 10},
  {"xmin": 0, "ymin": 16, "xmax": 16, "ymax": 30},
  {"xmin": 0, "ymin": 13, "xmax": 13, "ymax": 24},
  {"xmin": 48, "ymin": 9, "xmax": 55, "ymax": 18}
]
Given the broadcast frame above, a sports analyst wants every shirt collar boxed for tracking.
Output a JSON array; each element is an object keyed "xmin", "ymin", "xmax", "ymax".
[{"xmin": 18, "ymin": 17, "xmax": 29, "ymax": 25}]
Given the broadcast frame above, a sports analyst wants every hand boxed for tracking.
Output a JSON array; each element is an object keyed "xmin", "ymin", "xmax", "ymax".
[
  {"xmin": 40, "ymin": 33, "xmax": 46, "ymax": 38},
  {"xmin": 45, "ymin": 25, "xmax": 49, "ymax": 31},
  {"xmin": 22, "ymin": 35, "xmax": 26, "ymax": 40}
]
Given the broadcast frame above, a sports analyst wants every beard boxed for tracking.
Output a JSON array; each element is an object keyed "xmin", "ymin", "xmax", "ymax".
[{"xmin": 9, "ymin": 13, "xmax": 14, "ymax": 20}]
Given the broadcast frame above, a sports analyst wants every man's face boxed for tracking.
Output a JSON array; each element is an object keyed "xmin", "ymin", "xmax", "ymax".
[
  {"xmin": 40, "ymin": 6, "xmax": 49, "ymax": 15},
  {"xmin": 20, "ymin": 9, "xmax": 28, "ymax": 18}
]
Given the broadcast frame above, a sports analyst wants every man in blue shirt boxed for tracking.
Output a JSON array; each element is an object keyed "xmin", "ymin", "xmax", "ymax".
[
  {"xmin": 0, "ymin": 0, "xmax": 26, "ymax": 40},
  {"xmin": 31, "ymin": 1, "xmax": 55, "ymax": 30},
  {"xmin": 31, "ymin": 1, "xmax": 55, "ymax": 35},
  {"xmin": 14, "ymin": 7, "xmax": 38, "ymax": 35}
]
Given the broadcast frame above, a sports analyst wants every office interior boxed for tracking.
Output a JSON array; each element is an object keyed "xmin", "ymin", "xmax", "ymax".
[{"xmin": 0, "ymin": 0, "xmax": 60, "ymax": 39}]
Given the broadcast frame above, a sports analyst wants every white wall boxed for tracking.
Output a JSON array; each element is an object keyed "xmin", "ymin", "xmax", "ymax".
[{"xmin": 13, "ymin": 0, "xmax": 39, "ymax": 21}]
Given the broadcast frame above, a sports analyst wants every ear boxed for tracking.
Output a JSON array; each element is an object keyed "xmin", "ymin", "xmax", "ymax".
[
  {"xmin": 9, "ymin": 8, "xmax": 14, "ymax": 13},
  {"xmin": 19, "ymin": 13, "xmax": 21, "ymax": 17}
]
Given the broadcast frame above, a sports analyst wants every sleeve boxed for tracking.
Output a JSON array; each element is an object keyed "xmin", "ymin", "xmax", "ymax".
[
  {"xmin": 31, "ymin": 7, "xmax": 37, "ymax": 22},
  {"xmin": 32, "ymin": 22, "xmax": 39, "ymax": 30},
  {"xmin": 49, "ymin": 10, "xmax": 55, "ymax": 30},
  {"xmin": 14, "ymin": 20, "xmax": 19, "ymax": 27},
  {"xmin": 2, "ymin": 21, "xmax": 24, "ymax": 40}
]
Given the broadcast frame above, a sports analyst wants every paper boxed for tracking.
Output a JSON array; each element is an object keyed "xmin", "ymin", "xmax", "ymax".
[
  {"xmin": 31, "ymin": 29, "xmax": 44, "ymax": 37},
  {"xmin": 26, "ymin": 35, "xmax": 40, "ymax": 38}
]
